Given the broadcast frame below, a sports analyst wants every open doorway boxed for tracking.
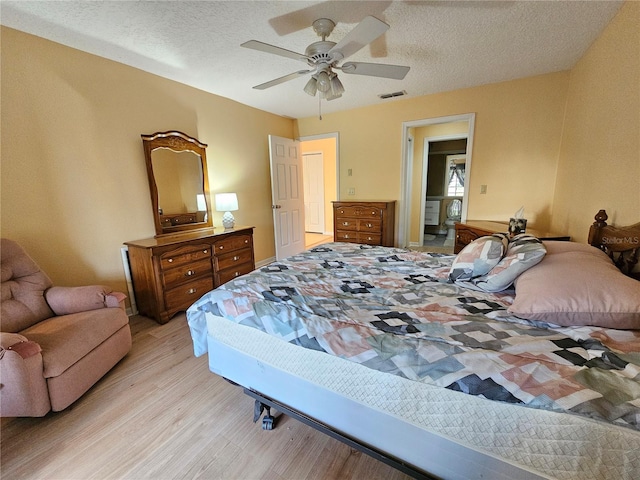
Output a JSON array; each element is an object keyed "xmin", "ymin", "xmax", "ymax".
[
  {"xmin": 421, "ymin": 138, "xmax": 467, "ymax": 253},
  {"xmin": 399, "ymin": 114, "xmax": 475, "ymax": 249},
  {"xmin": 300, "ymin": 132, "xmax": 339, "ymax": 249}
]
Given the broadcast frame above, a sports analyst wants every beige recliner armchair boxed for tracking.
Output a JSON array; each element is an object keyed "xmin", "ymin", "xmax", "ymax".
[{"xmin": 0, "ymin": 238, "xmax": 132, "ymax": 416}]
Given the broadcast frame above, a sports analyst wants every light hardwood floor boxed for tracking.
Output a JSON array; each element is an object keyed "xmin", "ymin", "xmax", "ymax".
[{"xmin": 1, "ymin": 314, "xmax": 412, "ymax": 480}]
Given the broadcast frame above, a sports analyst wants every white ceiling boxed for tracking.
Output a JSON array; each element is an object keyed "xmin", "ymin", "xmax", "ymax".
[{"xmin": 1, "ymin": 1, "xmax": 623, "ymax": 119}]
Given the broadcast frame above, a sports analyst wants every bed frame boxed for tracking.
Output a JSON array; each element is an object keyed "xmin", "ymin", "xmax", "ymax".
[
  {"xmin": 221, "ymin": 209, "xmax": 640, "ymax": 479},
  {"xmin": 589, "ymin": 209, "xmax": 640, "ymax": 279}
]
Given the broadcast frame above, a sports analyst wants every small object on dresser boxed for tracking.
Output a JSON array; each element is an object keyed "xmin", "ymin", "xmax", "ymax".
[
  {"xmin": 509, "ymin": 217, "xmax": 527, "ymax": 236},
  {"xmin": 215, "ymin": 193, "xmax": 239, "ymax": 229},
  {"xmin": 509, "ymin": 206, "xmax": 527, "ymax": 236}
]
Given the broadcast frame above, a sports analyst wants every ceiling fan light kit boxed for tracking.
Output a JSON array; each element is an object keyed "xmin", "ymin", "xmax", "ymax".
[{"xmin": 241, "ymin": 15, "xmax": 410, "ymax": 109}]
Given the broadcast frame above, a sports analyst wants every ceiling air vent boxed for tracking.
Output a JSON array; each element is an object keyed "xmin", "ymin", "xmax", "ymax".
[{"xmin": 378, "ymin": 90, "xmax": 407, "ymax": 100}]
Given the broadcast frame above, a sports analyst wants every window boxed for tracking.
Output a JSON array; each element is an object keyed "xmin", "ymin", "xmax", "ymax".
[{"xmin": 447, "ymin": 168, "xmax": 464, "ymax": 196}]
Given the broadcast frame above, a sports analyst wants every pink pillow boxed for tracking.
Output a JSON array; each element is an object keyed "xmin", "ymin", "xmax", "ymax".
[{"xmin": 508, "ymin": 243, "xmax": 640, "ymax": 329}]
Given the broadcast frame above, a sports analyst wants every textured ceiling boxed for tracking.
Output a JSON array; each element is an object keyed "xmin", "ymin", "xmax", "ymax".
[{"xmin": 1, "ymin": 1, "xmax": 623, "ymax": 119}]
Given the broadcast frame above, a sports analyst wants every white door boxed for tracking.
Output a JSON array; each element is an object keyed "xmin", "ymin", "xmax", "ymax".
[
  {"xmin": 303, "ymin": 152, "xmax": 325, "ymax": 234},
  {"xmin": 269, "ymin": 135, "xmax": 306, "ymax": 260}
]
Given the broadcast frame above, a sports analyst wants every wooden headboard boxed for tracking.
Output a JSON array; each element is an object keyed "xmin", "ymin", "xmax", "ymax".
[{"xmin": 588, "ymin": 209, "xmax": 640, "ymax": 279}]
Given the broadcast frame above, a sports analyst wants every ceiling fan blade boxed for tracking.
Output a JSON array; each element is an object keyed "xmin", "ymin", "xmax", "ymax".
[
  {"xmin": 253, "ymin": 70, "xmax": 313, "ymax": 90},
  {"xmin": 341, "ymin": 62, "xmax": 410, "ymax": 80},
  {"xmin": 328, "ymin": 16, "xmax": 389, "ymax": 61},
  {"xmin": 241, "ymin": 40, "xmax": 310, "ymax": 63}
]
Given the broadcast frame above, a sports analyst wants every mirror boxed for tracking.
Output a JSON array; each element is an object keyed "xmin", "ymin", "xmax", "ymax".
[{"xmin": 141, "ymin": 131, "xmax": 212, "ymax": 236}]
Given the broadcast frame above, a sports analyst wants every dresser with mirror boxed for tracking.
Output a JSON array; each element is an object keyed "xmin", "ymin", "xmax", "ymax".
[{"xmin": 125, "ymin": 131, "xmax": 254, "ymax": 324}]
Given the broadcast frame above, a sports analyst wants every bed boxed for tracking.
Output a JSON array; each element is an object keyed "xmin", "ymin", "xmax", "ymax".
[{"xmin": 186, "ymin": 210, "xmax": 640, "ymax": 480}]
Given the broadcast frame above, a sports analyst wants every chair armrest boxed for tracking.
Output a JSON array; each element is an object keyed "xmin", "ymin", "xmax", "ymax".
[
  {"xmin": 1, "ymin": 332, "xmax": 29, "ymax": 352},
  {"xmin": 0, "ymin": 333, "xmax": 50, "ymax": 416},
  {"xmin": 45, "ymin": 286, "xmax": 127, "ymax": 316}
]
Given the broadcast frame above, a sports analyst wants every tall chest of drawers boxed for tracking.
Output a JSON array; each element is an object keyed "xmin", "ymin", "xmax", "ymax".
[
  {"xmin": 125, "ymin": 227, "xmax": 254, "ymax": 324},
  {"xmin": 332, "ymin": 201, "xmax": 396, "ymax": 247}
]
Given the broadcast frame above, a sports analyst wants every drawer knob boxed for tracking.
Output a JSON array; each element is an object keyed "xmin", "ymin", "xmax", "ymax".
[
  {"xmin": 344, "ymin": 234, "xmax": 350, "ymax": 239},
  {"xmin": 367, "ymin": 236, "xmax": 373, "ymax": 240},
  {"xmin": 234, "ymin": 272, "xmax": 239, "ymax": 277},
  {"xmin": 366, "ymin": 223, "xmax": 373, "ymax": 228},
  {"xmin": 340, "ymin": 210, "xmax": 344, "ymax": 214},
  {"xmin": 371, "ymin": 211, "xmax": 376, "ymax": 215},
  {"xmin": 233, "ymin": 255, "xmax": 240, "ymax": 261},
  {"xmin": 167, "ymin": 258, "xmax": 173, "ymax": 263},
  {"xmin": 219, "ymin": 246, "xmax": 224, "ymax": 250},
  {"xmin": 185, "ymin": 270, "xmax": 195, "ymax": 276},
  {"xmin": 342, "ymin": 222, "xmax": 349, "ymax": 226},
  {"xmin": 187, "ymin": 288, "xmax": 197, "ymax": 295},
  {"xmin": 203, "ymin": 249, "xmax": 208, "ymax": 254},
  {"xmin": 244, "ymin": 240, "xmax": 248, "ymax": 244}
]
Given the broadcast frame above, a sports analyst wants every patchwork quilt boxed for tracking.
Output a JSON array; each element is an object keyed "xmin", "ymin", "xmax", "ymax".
[{"xmin": 188, "ymin": 242, "xmax": 640, "ymax": 430}]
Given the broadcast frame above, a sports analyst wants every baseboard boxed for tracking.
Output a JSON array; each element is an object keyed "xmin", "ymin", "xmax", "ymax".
[
  {"xmin": 256, "ymin": 256, "xmax": 275, "ymax": 268},
  {"xmin": 409, "ymin": 242, "xmax": 421, "ymax": 247}
]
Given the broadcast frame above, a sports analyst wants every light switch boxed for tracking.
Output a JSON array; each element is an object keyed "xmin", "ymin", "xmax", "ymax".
[
  {"xmin": 348, "ymin": 168, "xmax": 353, "ymax": 176},
  {"xmin": 480, "ymin": 185, "xmax": 487, "ymax": 194}
]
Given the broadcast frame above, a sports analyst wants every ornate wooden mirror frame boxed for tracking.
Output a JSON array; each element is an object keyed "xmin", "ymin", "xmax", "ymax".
[{"xmin": 142, "ymin": 131, "xmax": 212, "ymax": 236}]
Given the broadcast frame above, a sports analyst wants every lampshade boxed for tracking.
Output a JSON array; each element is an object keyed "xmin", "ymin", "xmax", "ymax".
[
  {"xmin": 215, "ymin": 193, "xmax": 238, "ymax": 229},
  {"xmin": 330, "ymin": 74, "xmax": 344, "ymax": 96},
  {"xmin": 316, "ymin": 71, "xmax": 331, "ymax": 93},
  {"xmin": 303, "ymin": 77, "xmax": 318, "ymax": 96},
  {"xmin": 215, "ymin": 193, "xmax": 238, "ymax": 212}
]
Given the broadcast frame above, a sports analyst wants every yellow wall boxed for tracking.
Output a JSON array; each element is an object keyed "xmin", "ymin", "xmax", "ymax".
[
  {"xmin": 300, "ymin": 137, "xmax": 337, "ymax": 235},
  {"xmin": 2, "ymin": 2, "xmax": 637, "ymax": 303},
  {"xmin": 551, "ymin": 1, "xmax": 640, "ymax": 242},
  {"xmin": 297, "ymin": 72, "xmax": 569, "ymax": 237},
  {"xmin": 1, "ymin": 27, "xmax": 293, "ymax": 298}
]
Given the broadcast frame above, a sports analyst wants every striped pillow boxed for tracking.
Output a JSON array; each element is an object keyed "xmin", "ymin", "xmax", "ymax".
[
  {"xmin": 449, "ymin": 234, "xmax": 509, "ymax": 282},
  {"xmin": 470, "ymin": 234, "xmax": 547, "ymax": 292}
]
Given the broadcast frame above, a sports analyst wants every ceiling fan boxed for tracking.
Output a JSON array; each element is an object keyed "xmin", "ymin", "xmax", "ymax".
[{"xmin": 241, "ymin": 16, "xmax": 410, "ymax": 101}]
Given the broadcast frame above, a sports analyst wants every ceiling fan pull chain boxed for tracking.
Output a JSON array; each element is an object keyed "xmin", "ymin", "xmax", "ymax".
[{"xmin": 319, "ymin": 95, "xmax": 322, "ymax": 121}]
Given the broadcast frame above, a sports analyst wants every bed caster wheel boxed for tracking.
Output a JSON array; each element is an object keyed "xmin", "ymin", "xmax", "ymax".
[{"xmin": 262, "ymin": 415, "xmax": 274, "ymax": 430}]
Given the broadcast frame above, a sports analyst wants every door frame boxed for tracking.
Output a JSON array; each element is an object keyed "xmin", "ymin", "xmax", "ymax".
[
  {"xmin": 299, "ymin": 131, "xmax": 340, "ymax": 236},
  {"xmin": 399, "ymin": 113, "xmax": 476, "ymax": 248},
  {"xmin": 418, "ymin": 135, "xmax": 468, "ymax": 246}
]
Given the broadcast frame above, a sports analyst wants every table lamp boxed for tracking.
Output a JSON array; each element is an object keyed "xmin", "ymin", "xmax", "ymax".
[{"xmin": 215, "ymin": 193, "xmax": 238, "ymax": 229}]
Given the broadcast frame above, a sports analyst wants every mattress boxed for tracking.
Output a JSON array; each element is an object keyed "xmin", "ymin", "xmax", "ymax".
[
  {"xmin": 187, "ymin": 243, "xmax": 640, "ymax": 479},
  {"xmin": 198, "ymin": 313, "xmax": 640, "ymax": 480}
]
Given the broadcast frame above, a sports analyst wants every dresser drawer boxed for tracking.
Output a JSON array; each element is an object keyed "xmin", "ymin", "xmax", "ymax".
[
  {"xmin": 357, "ymin": 218, "xmax": 381, "ymax": 232},
  {"xmin": 215, "ymin": 248, "xmax": 253, "ymax": 271},
  {"xmin": 213, "ymin": 233, "xmax": 252, "ymax": 255},
  {"xmin": 335, "ymin": 206, "xmax": 381, "ymax": 219},
  {"xmin": 424, "ymin": 212, "xmax": 440, "ymax": 226},
  {"xmin": 456, "ymin": 227, "xmax": 483, "ymax": 246},
  {"xmin": 164, "ymin": 276, "xmax": 214, "ymax": 312},
  {"xmin": 162, "ymin": 258, "xmax": 212, "ymax": 288},
  {"xmin": 217, "ymin": 262, "xmax": 254, "ymax": 285},
  {"xmin": 160, "ymin": 244, "xmax": 212, "ymax": 270},
  {"xmin": 357, "ymin": 233, "xmax": 382, "ymax": 245},
  {"xmin": 336, "ymin": 218, "xmax": 357, "ymax": 231},
  {"xmin": 425, "ymin": 200, "xmax": 440, "ymax": 213},
  {"xmin": 335, "ymin": 230, "xmax": 357, "ymax": 242}
]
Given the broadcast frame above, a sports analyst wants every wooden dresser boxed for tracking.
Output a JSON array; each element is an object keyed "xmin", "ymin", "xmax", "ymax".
[
  {"xmin": 125, "ymin": 227, "xmax": 254, "ymax": 324},
  {"xmin": 454, "ymin": 221, "xmax": 570, "ymax": 254},
  {"xmin": 332, "ymin": 201, "xmax": 396, "ymax": 247}
]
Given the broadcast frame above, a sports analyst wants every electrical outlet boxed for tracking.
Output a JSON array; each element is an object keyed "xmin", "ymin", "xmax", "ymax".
[
  {"xmin": 348, "ymin": 168, "xmax": 353, "ymax": 176},
  {"xmin": 480, "ymin": 185, "xmax": 487, "ymax": 194},
  {"xmin": 348, "ymin": 188, "xmax": 355, "ymax": 195}
]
